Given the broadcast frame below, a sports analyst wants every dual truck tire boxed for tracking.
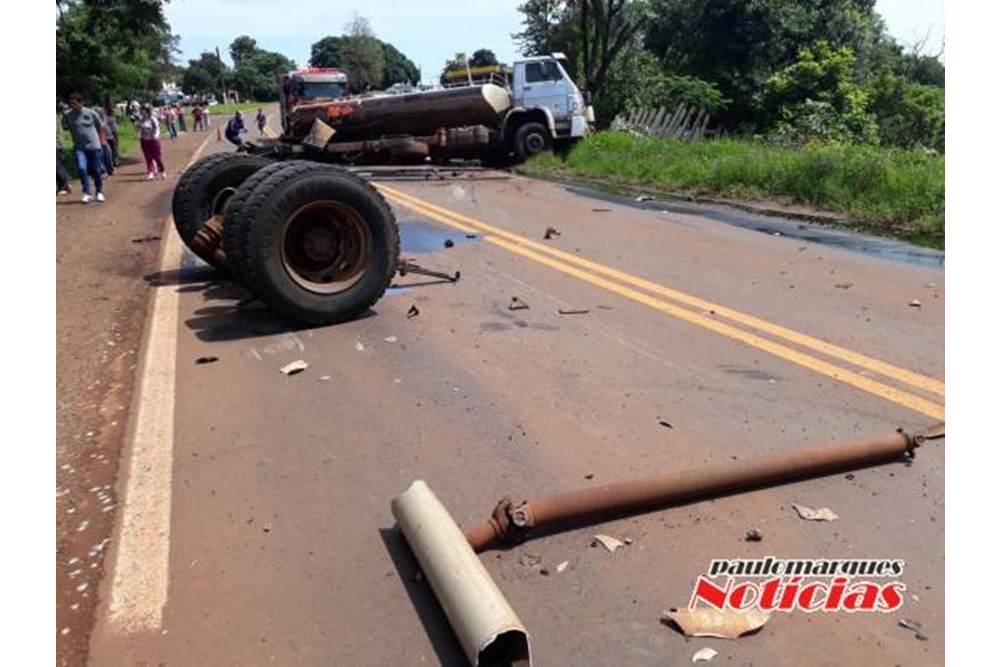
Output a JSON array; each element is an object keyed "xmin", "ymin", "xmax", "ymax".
[{"xmin": 171, "ymin": 154, "xmax": 400, "ymax": 326}]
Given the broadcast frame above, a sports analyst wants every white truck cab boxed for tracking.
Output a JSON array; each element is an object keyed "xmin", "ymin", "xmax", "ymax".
[{"xmin": 511, "ymin": 53, "xmax": 594, "ymax": 140}]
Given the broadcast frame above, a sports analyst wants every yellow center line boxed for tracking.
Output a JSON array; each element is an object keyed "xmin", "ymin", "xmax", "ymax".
[
  {"xmin": 379, "ymin": 184, "xmax": 943, "ymax": 398},
  {"xmin": 379, "ymin": 187, "xmax": 944, "ymax": 421}
]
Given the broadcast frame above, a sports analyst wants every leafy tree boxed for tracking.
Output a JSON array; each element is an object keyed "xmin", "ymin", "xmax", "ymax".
[
  {"xmin": 513, "ymin": 0, "xmax": 578, "ymax": 64},
  {"xmin": 56, "ymin": 0, "xmax": 177, "ymax": 102},
  {"xmin": 233, "ymin": 50, "xmax": 297, "ymax": 101},
  {"xmin": 311, "ymin": 31, "xmax": 419, "ymax": 89},
  {"xmin": 762, "ymin": 42, "xmax": 877, "ymax": 145},
  {"xmin": 470, "ymin": 49, "xmax": 499, "ymax": 67},
  {"xmin": 340, "ymin": 13, "xmax": 385, "ymax": 91},
  {"xmin": 578, "ymin": 0, "xmax": 645, "ymax": 101},
  {"xmin": 381, "ymin": 42, "xmax": 421, "ymax": 86},
  {"xmin": 229, "ymin": 35, "xmax": 258, "ymax": 66},
  {"xmin": 867, "ymin": 71, "xmax": 944, "ymax": 151},
  {"xmin": 181, "ymin": 51, "xmax": 228, "ymax": 97},
  {"xmin": 310, "ymin": 36, "xmax": 347, "ymax": 68}
]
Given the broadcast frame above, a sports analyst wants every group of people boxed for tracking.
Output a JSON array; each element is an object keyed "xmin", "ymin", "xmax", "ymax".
[{"xmin": 59, "ymin": 94, "xmax": 271, "ymax": 201}]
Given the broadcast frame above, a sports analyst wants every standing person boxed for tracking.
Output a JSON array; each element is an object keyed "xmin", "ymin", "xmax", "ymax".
[
  {"xmin": 204, "ymin": 104, "xmax": 211, "ymax": 127},
  {"xmin": 162, "ymin": 105, "xmax": 177, "ymax": 139},
  {"xmin": 255, "ymin": 108, "xmax": 267, "ymax": 136},
  {"xmin": 138, "ymin": 105, "xmax": 167, "ymax": 180},
  {"xmin": 176, "ymin": 104, "xmax": 187, "ymax": 132},
  {"xmin": 61, "ymin": 92, "xmax": 105, "ymax": 203},
  {"xmin": 192, "ymin": 104, "xmax": 204, "ymax": 131},
  {"xmin": 56, "ymin": 116, "xmax": 71, "ymax": 195},
  {"xmin": 225, "ymin": 111, "xmax": 247, "ymax": 147},
  {"xmin": 103, "ymin": 98, "xmax": 120, "ymax": 167},
  {"xmin": 97, "ymin": 109, "xmax": 115, "ymax": 177}
]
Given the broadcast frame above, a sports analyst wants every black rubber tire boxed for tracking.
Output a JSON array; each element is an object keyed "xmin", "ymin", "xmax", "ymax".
[
  {"xmin": 222, "ymin": 160, "xmax": 302, "ymax": 285},
  {"xmin": 234, "ymin": 162, "xmax": 400, "ymax": 326},
  {"xmin": 171, "ymin": 152, "xmax": 271, "ymax": 269},
  {"xmin": 514, "ymin": 122, "xmax": 551, "ymax": 162}
]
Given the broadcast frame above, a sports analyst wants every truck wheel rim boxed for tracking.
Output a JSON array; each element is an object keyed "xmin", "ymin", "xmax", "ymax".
[
  {"xmin": 280, "ymin": 200, "xmax": 372, "ymax": 294},
  {"xmin": 525, "ymin": 133, "xmax": 546, "ymax": 154}
]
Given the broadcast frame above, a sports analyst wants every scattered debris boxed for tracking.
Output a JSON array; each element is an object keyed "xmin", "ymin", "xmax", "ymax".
[
  {"xmin": 444, "ymin": 239, "xmax": 455, "ymax": 248},
  {"xmin": 597, "ymin": 305, "xmax": 614, "ymax": 310},
  {"xmin": 195, "ymin": 356, "xmax": 218, "ymax": 365},
  {"xmin": 663, "ymin": 608, "xmax": 771, "ymax": 639},
  {"xmin": 658, "ymin": 420, "xmax": 674, "ymax": 429},
  {"xmin": 465, "ymin": 234, "xmax": 478, "ymax": 239},
  {"xmin": 318, "ymin": 375, "xmax": 331, "ymax": 381},
  {"xmin": 543, "ymin": 227, "xmax": 562, "ymax": 240},
  {"xmin": 130, "ymin": 234, "xmax": 161, "ymax": 243},
  {"xmin": 834, "ymin": 283, "xmax": 854, "ymax": 289},
  {"xmin": 508, "ymin": 296, "xmax": 530, "ymax": 311},
  {"xmin": 556, "ymin": 561, "xmax": 569, "ymax": 573},
  {"xmin": 744, "ymin": 528, "xmax": 764, "ymax": 542},
  {"xmin": 692, "ymin": 647, "xmax": 719, "ymax": 663},
  {"xmin": 407, "ymin": 305, "xmax": 420, "ymax": 319},
  {"xmin": 592, "ymin": 534, "xmax": 626, "ymax": 553},
  {"xmin": 354, "ymin": 341, "xmax": 365, "ymax": 352},
  {"xmin": 518, "ymin": 553, "xmax": 542, "ymax": 568},
  {"xmin": 261, "ymin": 522, "xmax": 273, "ymax": 533},
  {"xmin": 383, "ymin": 336, "xmax": 398, "ymax": 343},
  {"xmin": 792, "ymin": 503, "xmax": 839, "ymax": 522},
  {"xmin": 584, "ymin": 473, "xmax": 594, "ymax": 480},
  {"xmin": 623, "ymin": 537, "xmax": 633, "ymax": 545},
  {"xmin": 592, "ymin": 208, "xmax": 611, "ymax": 212},
  {"xmin": 558, "ymin": 308, "xmax": 590, "ymax": 315},
  {"xmin": 635, "ymin": 195, "xmax": 653, "ymax": 202},
  {"xmin": 909, "ymin": 299, "xmax": 922, "ymax": 308},
  {"xmin": 280, "ymin": 360, "xmax": 309, "ymax": 376},
  {"xmin": 899, "ymin": 618, "xmax": 930, "ymax": 641}
]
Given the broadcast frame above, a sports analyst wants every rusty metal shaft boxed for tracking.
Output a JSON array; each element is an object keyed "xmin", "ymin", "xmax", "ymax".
[{"xmin": 465, "ymin": 430, "xmax": 918, "ymax": 552}]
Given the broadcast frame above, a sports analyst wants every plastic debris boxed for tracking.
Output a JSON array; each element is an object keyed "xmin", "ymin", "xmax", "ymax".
[
  {"xmin": 280, "ymin": 360, "xmax": 309, "ymax": 376},
  {"xmin": 556, "ymin": 561, "xmax": 569, "ymax": 573},
  {"xmin": 508, "ymin": 296, "xmax": 530, "ymax": 311},
  {"xmin": 592, "ymin": 534, "xmax": 625, "ymax": 553},
  {"xmin": 792, "ymin": 503, "xmax": 839, "ymax": 522},
  {"xmin": 692, "ymin": 647, "xmax": 718, "ymax": 662},
  {"xmin": 663, "ymin": 608, "xmax": 771, "ymax": 638}
]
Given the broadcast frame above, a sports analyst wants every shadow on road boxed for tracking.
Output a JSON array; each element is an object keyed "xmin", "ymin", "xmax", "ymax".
[{"xmin": 379, "ymin": 527, "xmax": 469, "ymax": 666}]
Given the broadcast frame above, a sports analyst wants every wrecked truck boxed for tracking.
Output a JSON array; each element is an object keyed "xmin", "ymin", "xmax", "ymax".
[
  {"xmin": 171, "ymin": 55, "xmax": 592, "ymax": 326},
  {"xmin": 244, "ymin": 53, "xmax": 594, "ymax": 165}
]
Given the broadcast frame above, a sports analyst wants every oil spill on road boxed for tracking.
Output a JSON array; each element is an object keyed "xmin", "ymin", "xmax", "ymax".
[{"xmin": 399, "ymin": 219, "xmax": 480, "ymax": 253}]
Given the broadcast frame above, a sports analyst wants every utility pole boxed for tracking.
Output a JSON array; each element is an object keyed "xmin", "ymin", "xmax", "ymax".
[{"xmin": 216, "ymin": 47, "xmax": 228, "ymax": 104}]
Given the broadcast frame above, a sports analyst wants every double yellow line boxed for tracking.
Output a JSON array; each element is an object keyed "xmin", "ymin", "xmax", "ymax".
[{"xmin": 378, "ymin": 184, "xmax": 945, "ymax": 421}]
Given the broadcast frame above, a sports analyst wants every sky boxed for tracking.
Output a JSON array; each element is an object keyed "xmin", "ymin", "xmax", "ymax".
[{"xmin": 163, "ymin": 0, "xmax": 945, "ymax": 85}]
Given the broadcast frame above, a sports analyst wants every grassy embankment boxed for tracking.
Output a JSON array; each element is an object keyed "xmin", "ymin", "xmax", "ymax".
[{"xmin": 524, "ymin": 132, "xmax": 944, "ymax": 247}]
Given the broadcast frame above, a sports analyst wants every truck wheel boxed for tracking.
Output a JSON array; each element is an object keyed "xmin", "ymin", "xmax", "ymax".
[
  {"xmin": 222, "ymin": 160, "xmax": 301, "ymax": 284},
  {"xmin": 235, "ymin": 162, "xmax": 400, "ymax": 326},
  {"xmin": 514, "ymin": 122, "xmax": 551, "ymax": 162},
  {"xmin": 171, "ymin": 153, "xmax": 271, "ymax": 270}
]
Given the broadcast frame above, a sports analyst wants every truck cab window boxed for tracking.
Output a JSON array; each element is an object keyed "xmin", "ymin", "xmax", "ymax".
[{"xmin": 525, "ymin": 62, "xmax": 563, "ymax": 84}]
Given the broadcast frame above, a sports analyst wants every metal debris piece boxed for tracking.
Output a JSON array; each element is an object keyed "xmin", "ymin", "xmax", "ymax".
[
  {"xmin": 543, "ymin": 227, "xmax": 562, "ymax": 240},
  {"xmin": 909, "ymin": 299, "xmax": 922, "ymax": 308},
  {"xmin": 444, "ymin": 239, "xmax": 455, "ymax": 248},
  {"xmin": 280, "ymin": 360, "xmax": 309, "ymax": 375},
  {"xmin": 195, "ymin": 356, "xmax": 218, "ymax": 365},
  {"xmin": 383, "ymin": 336, "xmax": 398, "ymax": 343},
  {"xmin": 899, "ymin": 618, "xmax": 929, "ymax": 641},
  {"xmin": 558, "ymin": 308, "xmax": 590, "ymax": 315},
  {"xmin": 792, "ymin": 503, "xmax": 839, "ymax": 522},
  {"xmin": 130, "ymin": 234, "xmax": 161, "ymax": 243},
  {"xmin": 635, "ymin": 195, "xmax": 653, "ymax": 202},
  {"xmin": 317, "ymin": 375, "xmax": 331, "ymax": 382},
  {"xmin": 745, "ymin": 528, "xmax": 764, "ymax": 542},
  {"xmin": 465, "ymin": 234, "xmax": 478, "ymax": 239},
  {"xmin": 407, "ymin": 305, "xmax": 420, "ymax": 318},
  {"xmin": 663, "ymin": 608, "xmax": 771, "ymax": 639},
  {"xmin": 834, "ymin": 283, "xmax": 854, "ymax": 289},
  {"xmin": 354, "ymin": 341, "xmax": 365, "ymax": 351},
  {"xmin": 592, "ymin": 208, "xmax": 611, "ymax": 212},
  {"xmin": 556, "ymin": 561, "xmax": 569, "ymax": 573},
  {"xmin": 592, "ymin": 534, "xmax": 625, "ymax": 552},
  {"xmin": 508, "ymin": 297, "xmax": 530, "ymax": 311},
  {"xmin": 658, "ymin": 421, "xmax": 674, "ymax": 429},
  {"xmin": 692, "ymin": 647, "xmax": 718, "ymax": 663}
]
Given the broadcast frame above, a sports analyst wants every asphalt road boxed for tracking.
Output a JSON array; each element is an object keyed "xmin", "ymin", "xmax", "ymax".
[{"xmin": 75, "ymin": 132, "xmax": 943, "ymax": 666}]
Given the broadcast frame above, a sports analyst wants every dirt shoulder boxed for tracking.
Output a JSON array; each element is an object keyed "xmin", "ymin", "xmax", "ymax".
[{"xmin": 55, "ymin": 127, "xmax": 214, "ymax": 666}]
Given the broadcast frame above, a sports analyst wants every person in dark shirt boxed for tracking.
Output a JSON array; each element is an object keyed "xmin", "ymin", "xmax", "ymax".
[{"xmin": 225, "ymin": 111, "xmax": 247, "ymax": 147}]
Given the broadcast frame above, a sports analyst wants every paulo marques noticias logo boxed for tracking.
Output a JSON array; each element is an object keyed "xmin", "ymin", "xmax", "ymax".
[{"xmin": 689, "ymin": 557, "xmax": 906, "ymax": 613}]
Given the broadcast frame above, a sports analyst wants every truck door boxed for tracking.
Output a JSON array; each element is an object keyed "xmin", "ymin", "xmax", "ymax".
[{"xmin": 518, "ymin": 60, "xmax": 568, "ymax": 125}]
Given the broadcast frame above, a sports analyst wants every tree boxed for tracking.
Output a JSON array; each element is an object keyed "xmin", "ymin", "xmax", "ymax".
[
  {"xmin": 381, "ymin": 42, "xmax": 421, "ymax": 87},
  {"xmin": 229, "ymin": 35, "xmax": 258, "ymax": 66},
  {"xmin": 470, "ymin": 49, "xmax": 499, "ymax": 67},
  {"xmin": 310, "ymin": 36, "xmax": 347, "ymax": 68},
  {"xmin": 513, "ymin": 0, "xmax": 577, "ymax": 63},
  {"xmin": 181, "ymin": 51, "xmax": 228, "ymax": 97},
  {"xmin": 233, "ymin": 51, "xmax": 297, "ymax": 101},
  {"xmin": 340, "ymin": 13, "xmax": 385, "ymax": 91},
  {"xmin": 56, "ymin": 0, "xmax": 177, "ymax": 102},
  {"xmin": 578, "ymin": 0, "xmax": 646, "ymax": 101}
]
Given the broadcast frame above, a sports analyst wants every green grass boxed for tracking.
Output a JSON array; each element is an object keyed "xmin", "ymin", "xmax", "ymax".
[
  {"xmin": 205, "ymin": 102, "xmax": 271, "ymax": 116},
  {"xmin": 526, "ymin": 132, "xmax": 944, "ymax": 246}
]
